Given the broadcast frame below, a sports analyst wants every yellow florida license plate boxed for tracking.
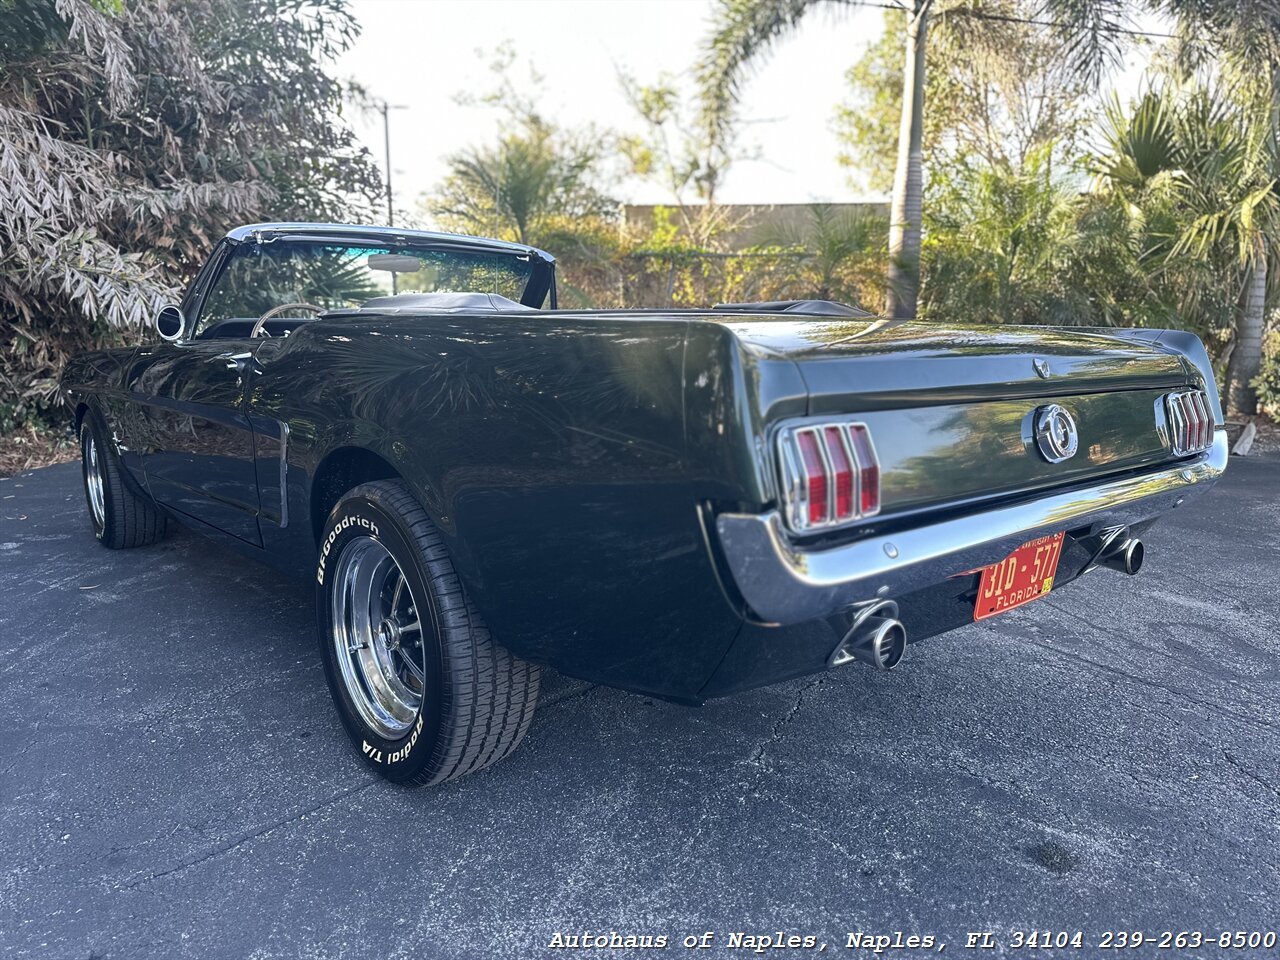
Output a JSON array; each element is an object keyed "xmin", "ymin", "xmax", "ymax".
[{"xmin": 973, "ymin": 532, "xmax": 1065, "ymax": 621}]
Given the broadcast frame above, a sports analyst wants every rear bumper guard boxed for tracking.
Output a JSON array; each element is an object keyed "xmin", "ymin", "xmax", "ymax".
[{"xmin": 715, "ymin": 429, "xmax": 1228, "ymax": 625}]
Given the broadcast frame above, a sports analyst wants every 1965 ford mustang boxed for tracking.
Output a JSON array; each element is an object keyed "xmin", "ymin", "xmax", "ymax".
[{"xmin": 62, "ymin": 222, "xmax": 1227, "ymax": 785}]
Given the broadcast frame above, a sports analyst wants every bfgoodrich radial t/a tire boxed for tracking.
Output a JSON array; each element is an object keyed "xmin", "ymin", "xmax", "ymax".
[
  {"xmin": 316, "ymin": 480, "xmax": 540, "ymax": 786},
  {"xmin": 79, "ymin": 413, "xmax": 170, "ymax": 549}
]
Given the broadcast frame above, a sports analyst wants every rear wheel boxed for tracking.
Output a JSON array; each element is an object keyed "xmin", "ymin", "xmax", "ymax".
[
  {"xmin": 79, "ymin": 414, "xmax": 170, "ymax": 548},
  {"xmin": 316, "ymin": 480, "xmax": 540, "ymax": 785}
]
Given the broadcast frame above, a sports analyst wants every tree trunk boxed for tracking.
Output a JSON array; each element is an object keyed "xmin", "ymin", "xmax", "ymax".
[
  {"xmin": 884, "ymin": 1, "xmax": 929, "ymax": 319},
  {"xmin": 1227, "ymin": 242, "xmax": 1267, "ymax": 415}
]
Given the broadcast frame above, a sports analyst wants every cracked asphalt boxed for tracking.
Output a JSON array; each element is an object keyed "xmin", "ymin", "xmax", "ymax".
[{"xmin": 1, "ymin": 458, "xmax": 1278, "ymax": 959}]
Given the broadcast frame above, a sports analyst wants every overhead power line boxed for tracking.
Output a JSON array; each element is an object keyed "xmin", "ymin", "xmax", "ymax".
[
  {"xmin": 949, "ymin": 7, "xmax": 1179, "ymax": 39},
  {"xmin": 860, "ymin": 0, "xmax": 1180, "ymax": 40}
]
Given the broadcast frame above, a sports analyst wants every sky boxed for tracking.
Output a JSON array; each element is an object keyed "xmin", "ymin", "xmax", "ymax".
[
  {"xmin": 336, "ymin": 0, "xmax": 1161, "ymax": 224},
  {"xmin": 337, "ymin": 0, "xmax": 888, "ymax": 220}
]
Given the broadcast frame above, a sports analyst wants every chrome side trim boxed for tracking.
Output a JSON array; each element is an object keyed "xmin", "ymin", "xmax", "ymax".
[
  {"xmin": 278, "ymin": 421, "xmax": 290, "ymax": 529},
  {"xmin": 716, "ymin": 429, "xmax": 1228, "ymax": 625}
]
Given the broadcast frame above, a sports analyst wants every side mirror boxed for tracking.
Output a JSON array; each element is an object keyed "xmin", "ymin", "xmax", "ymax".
[{"xmin": 155, "ymin": 305, "xmax": 185, "ymax": 342}]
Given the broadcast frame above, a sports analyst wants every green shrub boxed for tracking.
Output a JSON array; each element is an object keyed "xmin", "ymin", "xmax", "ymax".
[
  {"xmin": 0, "ymin": 0, "xmax": 380, "ymax": 433},
  {"xmin": 1251, "ymin": 329, "xmax": 1280, "ymax": 417}
]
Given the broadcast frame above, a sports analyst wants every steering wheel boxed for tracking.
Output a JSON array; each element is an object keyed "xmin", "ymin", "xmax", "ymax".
[{"xmin": 250, "ymin": 302, "xmax": 325, "ymax": 338}]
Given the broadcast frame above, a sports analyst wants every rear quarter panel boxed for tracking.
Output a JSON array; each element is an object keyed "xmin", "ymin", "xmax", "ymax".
[{"xmin": 252, "ymin": 314, "xmax": 751, "ymax": 701}]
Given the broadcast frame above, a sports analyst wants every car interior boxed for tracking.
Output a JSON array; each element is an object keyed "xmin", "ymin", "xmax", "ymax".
[{"xmin": 191, "ymin": 240, "xmax": 542, "ymax": 340}]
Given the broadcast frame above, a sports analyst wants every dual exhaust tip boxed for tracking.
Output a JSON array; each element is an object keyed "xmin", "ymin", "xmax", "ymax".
[
  {"xmin": 1100, "ymin": 537, "xmax": 1145, "ymax": 576},
  {"xmin": 827, "ymin": 536, "xmax": 1146, "ymax": 673},
  {"xmin": 829, "ymin": 602, "xmax": 907, "ymax": 672},
  {"xmin": 845, "ymin": 615, "xmax": 908, "ymax": 671}
]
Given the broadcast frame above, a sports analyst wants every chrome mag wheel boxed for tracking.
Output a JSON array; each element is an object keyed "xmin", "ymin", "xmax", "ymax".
[
  {"xmin": 330, "ymin": 535, "xmax": 428, "ymax": 739},
  {"xmin": 83, "ymin": 427, "xmax": 106, "ymax": 534}
]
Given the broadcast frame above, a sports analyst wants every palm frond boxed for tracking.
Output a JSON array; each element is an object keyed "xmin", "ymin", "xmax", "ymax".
[
  {"xmin": 696, "ymin": 0, "xmax": 841, "ymax": 155},
  {"xmin": 1035, "ymin": 0, "xmax": 1131, "ymax": 89}
]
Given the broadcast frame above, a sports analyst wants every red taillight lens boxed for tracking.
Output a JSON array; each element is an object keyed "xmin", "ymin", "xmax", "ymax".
[
  {"xmin": 1165, "ymin": 390, "xmax": 1212, "ymax": 455},
  {"xmin": 795, "ymin": 429, "xmax": 829, "ymax": 525},
  {"xmin": 823, "ymin": 426, "xmax": 855, "ymax": 520},
  {"xmin": 848, "ymin": 424, "xmax": 880, "ymax": 516},
  {"xmin": 780, "ymin": 421, "xmax": 881, "ymax": 532},
  {"xmin": 1192, "ymin": 391, "xmax": 1211, "ymax": 449}
]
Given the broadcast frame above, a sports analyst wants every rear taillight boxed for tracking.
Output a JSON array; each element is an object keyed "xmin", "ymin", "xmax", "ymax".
[
  {"xmin": 778, "ymin": 421, "xmax": 881, "ymax": 533},
  {"xmin": 1163, "ymin": 389, "xmax": 1213, "ymax": 456},
  {"xmin": 823, "ymin": 426, "xmax": 854, "ymax": 519},
  {"xmin": 847, "ymin": 424, "xmax": 880, "ymax": 516},
  {"xmin": 795, "ymin": 429, "xmax": 829, "ymax": 525}
]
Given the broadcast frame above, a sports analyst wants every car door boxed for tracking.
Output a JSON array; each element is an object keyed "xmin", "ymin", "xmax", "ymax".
[
  {"xmin": 130, "ymin": 338, "xmax": 264, "ymax": 546},
  {"xmin": 130, "ymin": 241, "xmax": 265, "ymax": 546}
]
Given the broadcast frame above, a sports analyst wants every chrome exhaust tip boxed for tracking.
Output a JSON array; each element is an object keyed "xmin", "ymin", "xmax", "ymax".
[
  {"xmin": 830, "ymin": 606, "xmax": 908, "ymax": 671},
  {"xmin": 861, "ymin": 616, "xmax": 908, "ymax": 670},
  {"xmin": 1101, "ymin": 538, "xmax": 1144, "ymax": 576}
]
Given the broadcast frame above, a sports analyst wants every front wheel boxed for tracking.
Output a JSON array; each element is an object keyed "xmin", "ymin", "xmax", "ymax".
[
  {"xmin": 79, "ymin": 414, "xmax": 170, "ymax": 548},
  {"xmin": 316, "ymin": 480, "xmax": 540, "ymax": 785}
]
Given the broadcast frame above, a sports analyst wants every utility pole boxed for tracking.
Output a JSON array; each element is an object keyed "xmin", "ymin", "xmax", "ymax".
[
  {"xmin": 376, "ymin": 99, "xmax": 406, "ymax": 226},
  {"xmin": 381, "ymin": 100, "xmax": 394, "ymax": 226},
  {"xmin": 375, "ymin": 98, "xmax": 407, "ymax": 291}
]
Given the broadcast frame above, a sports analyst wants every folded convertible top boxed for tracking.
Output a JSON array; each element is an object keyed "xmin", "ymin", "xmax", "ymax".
[
  {"xmin": 712, "ymin": 299, "xmax": 873, "ymax": 318},
  {"xmin": 358, "ymin": 292, "xmax": 536, "ymax": 313}
]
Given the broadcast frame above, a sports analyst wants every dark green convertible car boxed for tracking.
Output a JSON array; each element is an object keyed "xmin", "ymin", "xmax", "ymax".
[{"xmin": 62, "ymin": 223, "xmax": 1227, "ymax": 786}]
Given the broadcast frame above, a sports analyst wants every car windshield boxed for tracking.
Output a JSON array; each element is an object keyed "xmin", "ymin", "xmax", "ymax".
[{"xmin": 195, "ymin": 239, "xmax": 539, "ymax": 336}]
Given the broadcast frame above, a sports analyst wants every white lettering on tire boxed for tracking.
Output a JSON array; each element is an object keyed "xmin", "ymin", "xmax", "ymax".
[
  {"xmin": 362, "ymin": 714, "xmax": 424, "ymax": 766},
  {"xmin": 316, "ymin": 514, "xmax": 380, "ymax": 585}
]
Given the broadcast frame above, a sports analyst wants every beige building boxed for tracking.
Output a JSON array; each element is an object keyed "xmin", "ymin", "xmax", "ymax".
[{"xmin": 621, "ymin": 202, "xmax": 888, "ymax": 250}]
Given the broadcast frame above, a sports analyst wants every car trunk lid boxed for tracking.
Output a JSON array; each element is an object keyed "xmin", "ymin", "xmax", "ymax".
[
  {"xmin": 710, "ymin": 315, "xmax": 1197, "ymax": 524},
  {"xmin": 718, "ymin": 317, "xmax": 1191, "ymax": 412}
]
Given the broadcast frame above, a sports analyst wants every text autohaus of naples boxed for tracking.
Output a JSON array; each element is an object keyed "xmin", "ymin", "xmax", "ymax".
[{"xmin": 544, "ymin": 930, "xmax": 944, "ymax": 950}]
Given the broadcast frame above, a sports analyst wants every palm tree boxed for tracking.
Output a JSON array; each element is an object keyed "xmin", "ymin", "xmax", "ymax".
[
  {"xmin": 696, "ymin": 0, "xmax": 1280, "ymax": 321},
  {"xmin": 429, "ymin": 118, "xmax": 616, "ymax": 246},
  {"xmin": 1097, "ymin": 82, "xmax": 1280, "ymax": 413},
  {"xmin": 921, "ymin": 146, "xmax": 1097, "ymax": 325},
  {"xmin": 755, "ymin": 203, "xmax": 888, "ymax": 304},
  {"xmin": 433, "ymin": 130, "xmax": 560, "ymax": 245},
  {"xmin": 697, "ymin": 0, "xmax": 934, "ymax": 318},
  {"xmin": 887, "ymin": 0, "xmax": 929, "ymax": 319}
]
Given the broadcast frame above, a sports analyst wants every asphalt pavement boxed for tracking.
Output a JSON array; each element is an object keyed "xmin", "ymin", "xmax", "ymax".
[{"xmin": 1, "ymin": 457, "xmax": 1278, "ymax": 959}]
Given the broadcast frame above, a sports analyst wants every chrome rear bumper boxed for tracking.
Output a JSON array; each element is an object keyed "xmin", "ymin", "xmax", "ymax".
[{"xmin": 715, "ymin": 429, "xmax": 1228, "ymax": 625}]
